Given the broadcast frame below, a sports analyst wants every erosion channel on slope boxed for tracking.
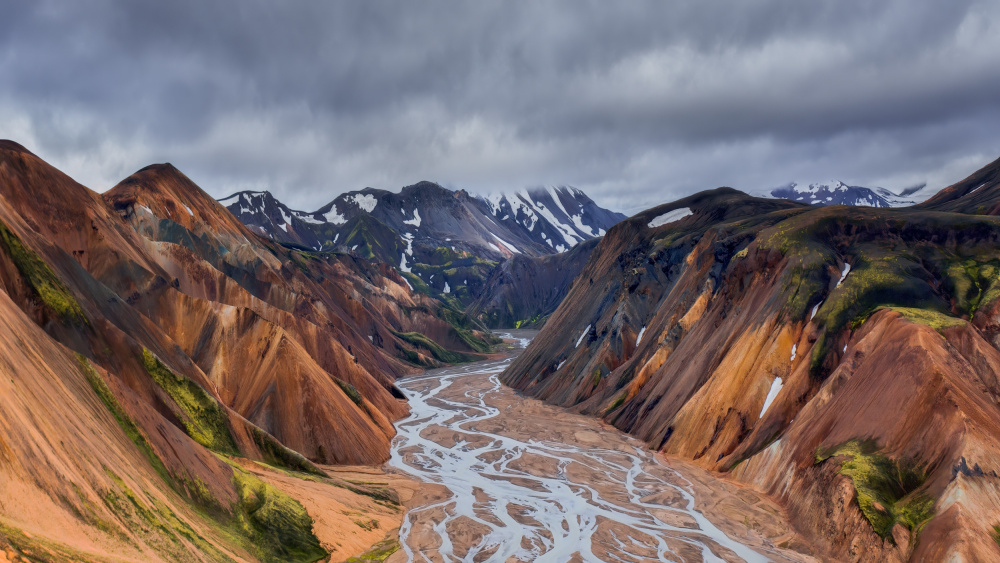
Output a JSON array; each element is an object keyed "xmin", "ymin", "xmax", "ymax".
[{"xmin": 387, "ymin": 331, "xmax": 817, "ymax": 563}]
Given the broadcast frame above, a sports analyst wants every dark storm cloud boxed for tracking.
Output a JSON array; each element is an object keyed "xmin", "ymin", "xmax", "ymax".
[{"xmin": 2, "ymin": 0, "xmax": 999, "ymax": 213}]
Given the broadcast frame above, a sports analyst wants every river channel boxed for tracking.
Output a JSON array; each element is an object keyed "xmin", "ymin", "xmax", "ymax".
[{"xmin": 387, "ymin": 332, "xmax": 812, "ymax": 563}]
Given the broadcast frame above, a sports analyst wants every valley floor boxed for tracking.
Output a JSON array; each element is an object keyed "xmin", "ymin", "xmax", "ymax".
[{"xmin": 384, "ymin": 333, "xmax": 816, "ymax": 562}]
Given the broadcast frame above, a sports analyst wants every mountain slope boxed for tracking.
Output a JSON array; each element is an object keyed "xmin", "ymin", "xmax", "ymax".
[
  {"xmin": 500, "ymin": 175, "xmax": 1000, "ymax": 560},
  {"xmin": 467, "ymin": 237, "xmax": 601, "ymax": 329},
  {"xmin": 0, "ymin": 139, "xmax": 490, "ymax": 561},
  {"xmin": 916, "ymin": 154, "xmax": 1000, "ymax": 214}
]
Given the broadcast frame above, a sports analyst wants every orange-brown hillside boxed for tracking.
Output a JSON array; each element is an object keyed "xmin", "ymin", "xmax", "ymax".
[
  {"xmin": 502, "ymin": 174, "xmax": 1000, "ymax": 560},
  {"xmin": 0, "ymin": 140, "xmax": 493, "ymax": 561}
]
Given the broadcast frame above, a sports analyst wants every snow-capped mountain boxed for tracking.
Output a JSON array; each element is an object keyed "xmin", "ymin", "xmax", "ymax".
[
  {"xmin": 220, "ymin": 182, "xmax": 625, "ymax": 303},
  {"xmin": 769, "ymin": 181, "xmax": 917, "ymax": 208}
]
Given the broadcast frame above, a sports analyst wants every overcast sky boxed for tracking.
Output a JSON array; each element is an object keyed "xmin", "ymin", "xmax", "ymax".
[{"xmin": 2, "ymin": 1, "xmax": 999, "ymax": 213}]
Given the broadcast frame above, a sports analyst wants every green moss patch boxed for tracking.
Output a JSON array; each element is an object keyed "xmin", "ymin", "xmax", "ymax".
[
  {"xmin": 0, "ymin": 221, "xmax": 86, "ymax": 324},
  {"xmin": 250, "ymin": 426, "xmax": 326, "ymax": 477},
  {"xmin": 229, "ymin": 464, "xmax": 328, "ymax": 563},
  {"xmin": 0, "ymin": 521, "xmax": 106, "ymax": 563},
  {"xmin": 883, "ymin": 306, "xmax": 966, "ymax": 331},
  {"xmin": 391, "ymin": 330, "xmax": 479, "ymax": 364},
  {"xmin": 815, "ymin": 440, "xmax": 933, "ymax": 541},
  {"xmin": 992, "ymin": 524, "xmax": 1000, "ymax": 547},
  {"xmin": 78, "ymin": 354, "xmax": 172, "ymax": 485},
  {"xmin": 142, "ymin": 349, "xmax": 239, "ymax": 455},
  {"xmin": 336, "ymin": 378, "xmax": 364, "ymax": 407},
  {"xmin": 346, "ymin": 536, "xmax": 401, "ymax": 562}
]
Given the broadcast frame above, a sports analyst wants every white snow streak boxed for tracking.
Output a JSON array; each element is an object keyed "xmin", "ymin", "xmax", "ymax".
[
  {"xmin": 759, "ymin": 377, "xmax": 783, "ymax": 418},
  {"xmin": 648, "ymin": 207, "xmax": 692, "ymax": 228}
]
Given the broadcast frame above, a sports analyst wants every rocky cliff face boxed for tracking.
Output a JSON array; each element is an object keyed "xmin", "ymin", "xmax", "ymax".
[
  {"xmin": 0, "ymin": 140, "xmax": 492, "ymax": 561},
  {"xmin": 501, "ymin": 170, "xmax": 1000, "ymax": 560}
]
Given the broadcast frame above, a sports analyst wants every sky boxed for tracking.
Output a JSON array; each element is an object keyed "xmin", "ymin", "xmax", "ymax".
[{"xmin": 2, "ymin": 1, "xmax": 1000, "ymax": 214}]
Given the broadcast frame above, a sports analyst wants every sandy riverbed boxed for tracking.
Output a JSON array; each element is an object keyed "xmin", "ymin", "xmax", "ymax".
[{"xmin": 383, "ymin": 334, "xmax": 817, "ymax": 562}]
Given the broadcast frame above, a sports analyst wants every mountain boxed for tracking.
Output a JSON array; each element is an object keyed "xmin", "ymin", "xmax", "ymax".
[
  {"xmin": 500, "ymin": 160, "xmax": 1000, "ymax": 560},
  {"xmin": 221, "ymin": 183, "xmax": 625, "ymax": 305},
  {"xmin": 916, "ymin": 154, "xmax": 1000, "ymax": 214},
  {"xmin": 466, "ymin": 238, "xmax": 601, "ymax": 329},
  {"xmin": 769, "ymin": 181, "xmax": 916, "ymax": 207},
  {"xmin": 0, "ymin": 140, "xmax": 494, "ymax": 561}
]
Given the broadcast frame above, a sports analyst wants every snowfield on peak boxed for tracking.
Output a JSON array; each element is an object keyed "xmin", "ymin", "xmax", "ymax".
[{"xmin": 648, "ymin": 207, "xmax": 692, "ymax": 228}]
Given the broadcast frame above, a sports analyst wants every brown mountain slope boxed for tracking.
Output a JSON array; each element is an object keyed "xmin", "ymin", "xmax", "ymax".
[
  {"xmin": 0, "ymin": 140, "xmax": 492, "ymax": 561},
  {"xmin": 917, "ymin": 154, "xmax": 1000, "ymax": 214},
  {"xmin": 501, "ymin": 183, "xmax": 1000, "ymax": 560}
]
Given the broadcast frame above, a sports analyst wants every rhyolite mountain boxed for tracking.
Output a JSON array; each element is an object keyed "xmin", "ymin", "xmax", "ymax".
[
  {"xmin": 501, "ymin": 157, "xmax": 1000, "ymax": 561},
  {"xmin": 769, "ymin": 180, "xmax": 921, "ymax": 207},
  {"xmin": 221, "ymin": 183, "xmax": 625, "ymax": 307},
  {"xmin": 0, "ymin": 140, "xmax": 495, "ymax": 561}
]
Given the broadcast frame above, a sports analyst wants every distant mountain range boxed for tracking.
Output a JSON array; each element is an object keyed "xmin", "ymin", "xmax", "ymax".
[
  {"xmin": 220, "ymin": 183, "xmax": 625, "ymax": 309},
  {"xmin": 769, "ymin": 181, "xmax": 922, "ymax": 207}
]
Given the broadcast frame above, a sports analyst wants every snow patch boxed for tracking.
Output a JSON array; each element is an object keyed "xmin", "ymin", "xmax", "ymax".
[
  {"xmin": 837, "ymin": 262, "xmax": 851, "ymax": 287},
  {"xmin": 323, "ymin": 204, "xmax": 347, "ymax": 225},
  {"xmin": 182, "ymin": 203, "xmax": 193, "ymax": 216},
  {"xmin": 575, "ymin": 325, "xmax": 591, "ymax": 348},
  {"xmin": 493, "ymin": 235, "xmax": 521, "ymax": 254},
  {"xmin": 403, "ymin": 209, "xmax": 422, "ymax": 227},
  {"xmin": 790, "ymin": 344, "xmax": 797, "ymax": 361},
  {"xmin": 648, "ymin": 207, "xmax": 692, "ymax": 228},
  {"xmin": 443, "ymin": 282, "xmax": 450, "ymax": 294},
  {"xmin": 349, "ymin": 194, "xmax": 378, "ymax": 212},
  {"xmin": 810, "ymin": 301, "xmax": 823, "ymax": 320},
  {"xmin": 635, "ymin": 326, "xmax": 646, "ymax": 345},
  {"xmin": 400, "ymin": 252, "xmax": 411, "ymax": 273},
  {"xmin": 759, "ymin": 377, "xmax": 783, "ymax": 418}
]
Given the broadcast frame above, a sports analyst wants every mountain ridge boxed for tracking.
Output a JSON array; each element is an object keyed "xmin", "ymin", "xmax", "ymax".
[{"xmin": 500, "ymin": 157, "xmax": 1000, "ymax": 561}]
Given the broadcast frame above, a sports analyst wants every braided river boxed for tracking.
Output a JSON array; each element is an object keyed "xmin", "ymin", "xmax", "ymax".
[{"xmin": 388, "ymin": 333, "xmax": 811, "ymax": 563}]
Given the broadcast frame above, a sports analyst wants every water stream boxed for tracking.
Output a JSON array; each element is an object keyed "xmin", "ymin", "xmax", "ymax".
[{"xmin": 388, "ymin": 333, "xmax": 794, "ymax": 562}]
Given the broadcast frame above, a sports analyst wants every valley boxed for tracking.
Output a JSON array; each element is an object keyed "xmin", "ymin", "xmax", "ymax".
[
  {"xmin": 1, "ymin": 136, "xmax": 999, "ymax": 562},
  {"xmin": 387, "ymin": 333, "xmax": 814, "ymax": 562}
]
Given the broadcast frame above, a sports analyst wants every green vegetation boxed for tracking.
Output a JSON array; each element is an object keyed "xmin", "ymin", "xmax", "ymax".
[
  {"xmin": 0, "ymin": 221, "xmax": 86, "ymax": 324},
  {"xmin": 78, "ymin": 354, "xmax": 172, "ymax": 485},
  {"xmin": 604, "ymin": 391, "xmax": 627, "ymax": 416},
  {"xmin": 815, "ymin": 440, "xmax": 933, "ymax": 541},
  {"xmin": 391, "ymin": 329, "xmax": 479, "ymax": 364},
  {"xmin": 229, "ymin": 463, "xmax": 328, "ymax": 563},
  {"xmin": 883, "ymin": 306, "xmax": 966, "ymax": 331},
  {"xmin": 992, "ymin": 524, "xmax": 1000, "ymax": 547},
  {"xmin": 346, "ymin": 536, "xmax": 401, "ymax": 562},
  {"xmin": 250, "ymin": 427, "xmax": 326, "ymax": 477},
  {"xmin": 0, "ymin": 521, "xmax": 105, "ymax": 563},
  {"xmin": 336, "ymin": 378, "xmax": 364, "ymax": 406},
  {"xmin": 142, "ymin": 349, "xmax": 239, "ymax": 455},
  {"xmin": 751, "ymin": 210, "xmax": 1000, "ymax": 379},
  {"xmin": 101, "ymin": 468, "xmax": 233, "ymax": 562}
]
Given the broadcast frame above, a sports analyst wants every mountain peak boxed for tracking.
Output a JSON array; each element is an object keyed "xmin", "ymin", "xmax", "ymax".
[{"xmin": 0, "ymin": 139, "xmax": 35, "ymax": 156}]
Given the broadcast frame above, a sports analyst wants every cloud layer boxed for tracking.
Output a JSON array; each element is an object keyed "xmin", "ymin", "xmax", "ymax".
[{"xmin": 3, "ymin": 0, "xmax": 999, "ymax": 212}]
